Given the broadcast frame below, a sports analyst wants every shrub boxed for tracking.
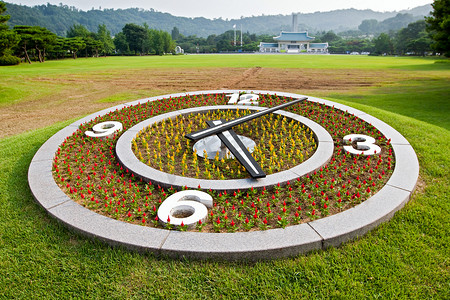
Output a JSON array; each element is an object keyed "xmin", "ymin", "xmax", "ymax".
[{"xmin": 0, "ymin": 55, "xmax": 20, "ymax": 66}]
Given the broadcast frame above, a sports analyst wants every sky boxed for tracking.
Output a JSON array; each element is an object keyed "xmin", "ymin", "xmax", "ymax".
[{"xmin": 6, "ymin": 0, "xmax": 433, "ymax": 19}]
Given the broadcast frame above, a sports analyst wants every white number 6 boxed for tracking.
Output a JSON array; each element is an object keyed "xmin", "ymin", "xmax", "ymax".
[
  {"xmin": 158, "ymin": 190, "xmax": 213, "ymax": 227},
  {"xmin": 85, "ymin": 121, "xmax": 123, "ymax": 140},
  {"xmin": 343, "ymin": 134, "xmax": 381, "ymax": 156}
]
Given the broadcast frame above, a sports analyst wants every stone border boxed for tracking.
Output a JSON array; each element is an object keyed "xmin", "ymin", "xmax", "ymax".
[
  {"xmin": 28, "ymin": 90, "xmax": 419, "ymax": 260},
  {"xmin": 116, "ymin": 105, "xmax": 334, "ymax": 192}
]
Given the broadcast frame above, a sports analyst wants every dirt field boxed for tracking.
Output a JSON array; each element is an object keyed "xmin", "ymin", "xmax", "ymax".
[{"xmin": 0, "ymin": 67, "xmax": 399, "ymax": 138}]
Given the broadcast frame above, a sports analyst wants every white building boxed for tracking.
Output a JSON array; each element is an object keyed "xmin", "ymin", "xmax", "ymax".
[{"xmin": 259, "ymin": 31, "xmax": 328, "ymax": 54}]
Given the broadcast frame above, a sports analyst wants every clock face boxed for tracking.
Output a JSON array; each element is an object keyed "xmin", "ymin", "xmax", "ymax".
[{"xmin": 29, "ymin": 90, "xmax": 419, "ymax": 260}]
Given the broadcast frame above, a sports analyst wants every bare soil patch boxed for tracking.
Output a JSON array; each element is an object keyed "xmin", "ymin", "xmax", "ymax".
[{"xmin": 1, "ymin": 67, "xmax": 398, "ymax": 138}]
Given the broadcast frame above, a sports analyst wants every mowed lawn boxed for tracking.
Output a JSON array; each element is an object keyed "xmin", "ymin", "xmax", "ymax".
[{"xmin": 0, "ymin": 55, "xmax": 449, "ymax": 298}]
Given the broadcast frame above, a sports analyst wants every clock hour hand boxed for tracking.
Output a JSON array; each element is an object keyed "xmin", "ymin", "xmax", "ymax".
[
  {"xmin": 185, "ymin": 96, "xmax": 307, "ymax": 141},
  {"xmin": 206, "ymin": 120, "xmax": 266, "ymax": 178}
]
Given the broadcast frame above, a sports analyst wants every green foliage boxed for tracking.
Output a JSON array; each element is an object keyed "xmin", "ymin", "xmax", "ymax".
[
  {"xmin": 113, "ymin": 31, "xmax": 129, "ymax": 54},
  {"xmin": 0, "ymin": 1, "xmax": 19, "ymax": 57},
  {"xmin": 426, "ymin": 0, "xmax": 450, "ymax": 56},
  {"xmin": 396, "ymin": 20, "xmax": 432, "ymax": 55},
  {"xmin": 66, "ymin": 24, "xmax": 91, "ymax": 38},
  {"xmin": 122, "ymin": 23, "xmax": 147, "ymax": 54},
  {"xmin": 0, "ymin": 54, "xmax": 20, "ymax": 65},
  {"xmin": 115, "ymin": 23, "xmax": 175, "ymax": 55},
  {"xmin": 358, "ymin": 13, "xmax": 425, "ymax": 35},
  {"xmin": 65, "ymin": 37, "xmax": 86, "ymax": 59},
  {"xmin": 4, "ymin": 2, "xmax": 432, "ymax": 38},
  {"xmin": 358, "ymin": 19, "xmax": 379, "ymax": 34},
  {"xmin": 13, "ymin": 25, "xmax": 56, "ymax": 63},
  {"xmin": 96, "ymin": 24, "xmax": 114, "ymax": 55},
  {"xmin": 374, "ymin": 33, "xmax": 394, "ymax": 55}
]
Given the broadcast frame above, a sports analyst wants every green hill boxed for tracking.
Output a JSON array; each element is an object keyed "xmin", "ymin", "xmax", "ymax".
[{"xmin": 4, "ymin": 2, "xmax": 431, "ymax": 37}]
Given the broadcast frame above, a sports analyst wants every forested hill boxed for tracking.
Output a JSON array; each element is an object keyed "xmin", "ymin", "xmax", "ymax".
[{"xmin": 4, "ymin": 2, "xmax": 431, "ymax": 37}]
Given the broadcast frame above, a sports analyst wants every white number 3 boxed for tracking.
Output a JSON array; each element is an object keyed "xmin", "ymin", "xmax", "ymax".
[{"xmin": 343, "ymin": 134, "xmax": 381, "ymax": 156}]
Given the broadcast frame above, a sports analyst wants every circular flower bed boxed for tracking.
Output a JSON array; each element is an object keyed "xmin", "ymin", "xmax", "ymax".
[{"xmin": 52, "ymin": 93, "xmax": 395, "ymax": 232}]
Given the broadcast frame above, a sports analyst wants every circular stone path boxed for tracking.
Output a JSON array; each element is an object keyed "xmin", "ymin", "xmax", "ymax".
[{"xmin": 28, "ymin": 90, "xmax": 419, "ymax": 261}]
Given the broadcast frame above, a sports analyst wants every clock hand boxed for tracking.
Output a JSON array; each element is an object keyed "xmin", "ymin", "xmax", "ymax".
[
  {"xmin": 206, "ymin": 119, "xmax": 265, "ymax": 178},
  {"xmin": 185, "ymin": 96, "xmax": 307, "ymax": 141}
]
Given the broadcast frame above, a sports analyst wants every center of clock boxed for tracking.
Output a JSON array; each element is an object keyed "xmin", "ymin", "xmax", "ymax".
[{"xmin": 193, "ymin": 135, "xmax": 256, "ymax": 160}]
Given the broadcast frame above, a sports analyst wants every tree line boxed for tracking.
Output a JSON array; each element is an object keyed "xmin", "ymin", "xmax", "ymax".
[
  {"xmin": 319, "ymin": 0, "xmax": 449, "ymax": 57},
  {"xmin": 314, "ymin": 20, "xmax": 433, "ymax": 56},
  {"xmin": 6, "ymin": 2, "xmax": 431, "ymax": 38},
  {"xmin": 1, "ymin": 0, "xmax": 448, "ymax": 65},
  {"xmin": 0, "ymin": 1, "xmax": 177, "ymax": 65}
]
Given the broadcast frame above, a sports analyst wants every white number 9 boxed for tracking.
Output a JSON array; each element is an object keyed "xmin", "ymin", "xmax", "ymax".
[
  {"xmin": 343, "ymin": 134, "xmax": 381, "ymax": 156},
  {"xmin": 85, "ymin": 121, "xmax": 123, "ymax": 140},
  {"xmin": 157, "ymin": 190, "xmax": 213, "ymax": 227}
]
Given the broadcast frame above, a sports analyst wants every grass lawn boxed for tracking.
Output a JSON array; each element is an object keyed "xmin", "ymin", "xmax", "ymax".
[{"xmin": 0, "ymin": 55, "xmax": 449, "ymax": 298}]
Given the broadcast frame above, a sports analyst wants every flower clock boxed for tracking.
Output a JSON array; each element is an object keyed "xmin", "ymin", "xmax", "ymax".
[{"xmin": 28, "ymin": 90, "xmax": 419, "ymax": 260}]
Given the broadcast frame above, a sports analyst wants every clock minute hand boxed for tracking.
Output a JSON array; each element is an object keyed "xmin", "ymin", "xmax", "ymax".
[{"xmin": 185, "ymin": 96, "xmax": 308, "ymax": 141}]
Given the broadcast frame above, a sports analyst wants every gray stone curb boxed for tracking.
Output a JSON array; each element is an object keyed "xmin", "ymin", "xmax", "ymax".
[{"xmin": 28, "ymin": 90, "xmax": 419, "ymax": 261}]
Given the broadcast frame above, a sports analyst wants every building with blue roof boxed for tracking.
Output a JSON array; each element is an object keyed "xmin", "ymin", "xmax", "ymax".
[{"xmin": 259, "ymin": 31, "xmax": 328, "ymax": 54}]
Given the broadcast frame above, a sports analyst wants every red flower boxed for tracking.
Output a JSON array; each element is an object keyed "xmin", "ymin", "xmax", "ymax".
[{"xmin": 245, "ymin": 217, "xmax": 249, "ymax": 224}]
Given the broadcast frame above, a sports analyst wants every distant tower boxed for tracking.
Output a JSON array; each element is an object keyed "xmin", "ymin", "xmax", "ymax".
[{"xmin": 292, "ymin": 13, "xmax": 298, "ymax": 32}]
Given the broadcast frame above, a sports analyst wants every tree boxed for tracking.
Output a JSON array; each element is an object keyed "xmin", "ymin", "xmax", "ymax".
[
  {"xmin": 122, "ymin": 23, "xmax": 147, "ymax": 55},
  {"xmin": 374, "ymin": 33, "xmax": 394, "ymax": 55},
  {"xmin": 66, "ymin": 24, "xmax": 91, "ymax": 38},
  {"xmin": 171, "ymin": 26, "xmax": 180, "ymax": 40},
  {"xmin": 96, "ymin": 24, "xmax": 114, "ymax": 56},
  {"xmin": 426, "ymin": 0, "xmax": 450, "ymax": 56},
  {"xmin": 113, "ymin": 31, "xmax": 129, "ymax": 54},
  {"xmin": 320, "ymin": 31, "xmax": 341, "ymax": 43},
  {"xmin": 0, "ymin": 1, "xmax": 20, "ymax": 63},
  {"xmin": 359, "ymin": 19, "xmax": 379, "ymax": 34},
  {"xmin": 14, "ymin": 25, "xmax": 56, "ymax": 63},
  {"xmin": 66, "ymin": 37, "xmax": 86, "ymax": 59},
  {"xmin": 33, "ymin": 26, "xmax": 57, "ymax": 62},
  {"xmin": 396, "ymin": 20, "xmax": 432, "ymax": 55}
]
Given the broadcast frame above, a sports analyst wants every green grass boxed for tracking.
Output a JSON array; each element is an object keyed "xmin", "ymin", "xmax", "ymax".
[
  {"xmin": 0, "ymin": 55, "xmax": 449, "ymax": 298},
  {"xmin": 0, "ymin": 55, "xmax": 447, "ymax": 77},
  {"xmin": 330, "ymin": 78, "xmax": 450, "ymax": 130}
]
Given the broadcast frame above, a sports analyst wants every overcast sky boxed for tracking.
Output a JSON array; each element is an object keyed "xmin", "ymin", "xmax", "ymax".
[{"xmin": 7, "ymin": 0, "xmax": 433, "ymax": 19}]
